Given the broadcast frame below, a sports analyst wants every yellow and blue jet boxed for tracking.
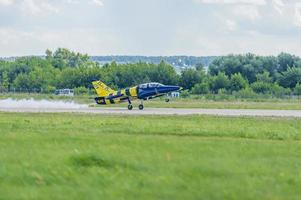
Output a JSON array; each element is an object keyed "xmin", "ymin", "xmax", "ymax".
[{"xmin": 92, "ymin": 80, "xmax": 181, "ymax": 110}]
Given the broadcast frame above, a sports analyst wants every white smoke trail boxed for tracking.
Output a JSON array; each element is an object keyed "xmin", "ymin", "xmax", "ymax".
[{"xmin": 0, "ymin": 98, "xmax": 88, "ymax": 109}]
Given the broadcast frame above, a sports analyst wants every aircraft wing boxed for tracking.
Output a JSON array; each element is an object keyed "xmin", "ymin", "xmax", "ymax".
[
  {"xmin": 144, "ymin": 94, "xmax": 165, "ymax": 100},
  {"xmin": 106, "ymin": 93, "xmax": 124, "ymax": 100}
]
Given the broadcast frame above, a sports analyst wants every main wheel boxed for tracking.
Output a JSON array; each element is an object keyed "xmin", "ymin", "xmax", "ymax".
[
  {"xmin": 128, "ymin": 104, "xmax": 133, "ymax": 110},
  {"xmin": 165, "ymin": 98, "xmax": 170, "ymax": 102},
  {"xmin": 138, "ymin": 104, "xmax": 144, "ymax": 110}
]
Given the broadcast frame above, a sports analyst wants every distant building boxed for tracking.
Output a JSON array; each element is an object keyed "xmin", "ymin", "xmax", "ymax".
[{"xmin": 54, "ymin": 89, "xmax": 74, "ymax": 96}]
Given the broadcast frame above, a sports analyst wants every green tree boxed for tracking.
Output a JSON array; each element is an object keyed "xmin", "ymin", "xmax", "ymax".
[
  {"xmin": 180, "ymin": 90, "xmax": 190, "ymax": 98},
  {"xmin": 191, "ymin": 82, "xmax": 209, "ymax": 94},
  {"xmin": 271, "ymin": 84, "xmax": 291, "ymax": 98},
  {"xmin": 256, "ymin": 71, "xmax": 272, "ymax": 83},
  {"xmin": 45, "ymin": 49, "xmax": 53, "ymax": 60},
  {"xmin": 180, "ymin": 68, "xmax": 203, "ymax": 90},
  {"xmin": 195, "ymin": 63, "xmax": 205, "ymax": 71},
  {"xmin": 279, "ymin": 67, "xmax": 301, "ymax": 88},
  {"xmin": 2, "ymin": 71, "xmax": 9, "ymax": 91},
  {"xmin": 208, "ymin": 53, "xmax": 301, "ymax": 85},
  {"xmin": 150, "ymin": 60, "xmax": 179, "ymax": 85},
  {"xmin": 209, "ymin": 72, "xmax": 230, "ymax": 93},
  {"xmin": 278, "ymin": 52, "xmax": 298, "ymax": 72},
  {"xmin": 230, "ymin": 73, "xmax": 248, "ymax": 92},
  {"xmin": 295, "ymin": 83, "xmax": 301, "ymax": 96},
  {"xmin": 250, "ymin": 81, "xmax": 271, "ymax": 94},
  {"xmin": 52, "ymin": 48, "xmax": 89, "ymax": 68},
  {"xmin": 13, "ymin": 73, "xmax": 30, "ymax": 90}
]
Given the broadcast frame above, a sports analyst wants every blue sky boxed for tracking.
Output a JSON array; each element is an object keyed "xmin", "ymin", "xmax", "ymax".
[{"xmin": 0, "ymin": 0, "xmax": 301, "ymax": 56}]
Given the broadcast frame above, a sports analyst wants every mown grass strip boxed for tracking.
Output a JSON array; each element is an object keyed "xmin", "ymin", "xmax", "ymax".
[{"xmin": 0, "ymin": 113, "xmax": 300, "ymax": 141}]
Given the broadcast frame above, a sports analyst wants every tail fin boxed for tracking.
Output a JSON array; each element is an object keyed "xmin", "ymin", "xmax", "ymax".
[{"xmin": 92, "ymin": 80, "xmax": 116, "ymax": 97}]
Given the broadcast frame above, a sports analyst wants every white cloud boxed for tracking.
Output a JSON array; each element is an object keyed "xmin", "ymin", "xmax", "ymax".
[
  {"xmin": 272, "ymin": 0, "xmax": 285, "ymax": 15},
  {"xmin": 2, "ymin": 0, "xmax": 61, "ymax": 16},
  {"xmin": 0, "ymin": 0, "xmax": 101, "ymax": 16},
  {"xmin": 0, "ymin": 0, "xmax": 14, "ymax": 6},
  {"xmin": 1, "ymin": 0, "xmax": 301, "ymax": 57},
  {"xmin": 66, "ymin": 0, "xmax": 80, "ymax": 4},
  {"xmin": 225, "ymin": 19, "xmax": 237, "ymax": 30},
  {"xmin": 294, "ymin": 3, "xmax": 301, "ymax": 27},
  {"xmin": 0, "ymin": 27, "xmax": 120, "ymax": 56},
  {"xmin": 91, "ymin": 0, "xmax": 103, "ymax": 6},
  {"xmin": 233, "ymin": 5, "xmax": 261, "ymax": 21},
  {"xmin": 20, "ymin": 0, "xmax": 59, "ymax": 16},
  {"xmin": 172, "ymin": 23, "xmax": 301, "ymax": 56},
  {"xmin": 196, "ymin": 0, "xmax": 266, "ymax": 6},
  {"xmin": 272, "ymin": 0, "xmax": 284, "ymax": 7}
]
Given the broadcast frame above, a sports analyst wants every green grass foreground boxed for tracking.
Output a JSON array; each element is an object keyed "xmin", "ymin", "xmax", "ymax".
[{"xmin": 1, "ymin": 113, "xmax": 301, "ymax": 200}]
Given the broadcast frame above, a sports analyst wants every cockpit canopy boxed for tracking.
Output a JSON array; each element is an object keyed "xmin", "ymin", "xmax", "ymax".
[{"xmin": 139, "ymin": 82, "xmax": 164, "ymax": 88}]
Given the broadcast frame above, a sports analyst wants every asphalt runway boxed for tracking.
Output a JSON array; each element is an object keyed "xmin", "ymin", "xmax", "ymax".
[{"xmin": 1, "ymin": 106, "xmax": 301, "ymax": 117}]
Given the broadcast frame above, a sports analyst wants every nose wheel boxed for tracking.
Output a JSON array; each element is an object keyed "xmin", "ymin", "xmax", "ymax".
[{"xmin": 128, "ymin": 104, "xmax": 133, "ymax": 110}]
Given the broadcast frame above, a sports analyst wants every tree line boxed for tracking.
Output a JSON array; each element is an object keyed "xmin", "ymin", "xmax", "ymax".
[
  {"xmin": 0, "ymin": 48, "xmax": 301, "ymax": 97},
  {"xmin": 91, "ymin": 55, "xmax": 216, "ymax": 67}
]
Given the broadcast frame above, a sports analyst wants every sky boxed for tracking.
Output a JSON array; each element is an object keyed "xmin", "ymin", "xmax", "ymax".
[{"xmin": 0, "ymin": 0, "xmax": 301, "ymax": 57}]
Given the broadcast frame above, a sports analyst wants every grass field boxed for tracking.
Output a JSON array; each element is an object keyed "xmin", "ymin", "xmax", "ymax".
[
  {"xmin": 1, "ymin": 93, "xmax": 301, "ymax": 110},
  {"xmin": 1, "ymin": 113, "xmax": 301, "ymax": 199},
  {"xmin": 132, "ymin": 98, "xmax": 301, "ymax": 110}
]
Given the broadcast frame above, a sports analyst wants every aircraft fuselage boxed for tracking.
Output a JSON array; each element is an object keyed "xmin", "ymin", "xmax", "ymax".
[{"xmin": 92, "ymin": 81, "xmax": 181, "ymax": 110}]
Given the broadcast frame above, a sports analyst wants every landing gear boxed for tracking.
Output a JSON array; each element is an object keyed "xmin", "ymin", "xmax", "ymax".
[
  {"xmin": 138, "ymin": 104, "xmax": 144, "ymax": 110},
  {"xmin": 95, "ymin": 97, "xmax": 104, "ymax": 105},
  {"xmin": 139, "ymin": 100, "xmax": 144, "ymax": 110},
  {"xmin": 165, "ymin": 98, "xmax": 170, "ymax": 102},
  {"xmin": 127, "ymin": 98, "xmax": 133, "ymax": 110},
  {"xmin": 128, "ymin": 104, "xmax": 133, "ymax": 110}
]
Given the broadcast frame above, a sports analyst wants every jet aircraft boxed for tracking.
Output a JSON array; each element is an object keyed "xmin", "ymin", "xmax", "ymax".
[{"xmin": 92, "ymin": 80, "xmax": 181, "ymax": 110}]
